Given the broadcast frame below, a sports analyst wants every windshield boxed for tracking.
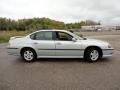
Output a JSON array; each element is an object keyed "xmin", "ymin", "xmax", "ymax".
[
  {"xmin": 74, "ymin": 34, "xmax": 84, "ymax": 40},
  {"xmin": 68, "ymin": 31, "xmax": 84, "ymax": 40}
]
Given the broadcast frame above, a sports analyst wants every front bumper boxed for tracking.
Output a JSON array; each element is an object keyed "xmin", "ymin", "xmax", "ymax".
[{"xmin": 102, "ymin": 49, "xmax": 114, "ymax": 58}]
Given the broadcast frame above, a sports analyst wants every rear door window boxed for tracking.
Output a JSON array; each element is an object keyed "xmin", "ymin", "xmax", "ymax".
[{"xmin": 30, "ymin": 31, "xmax": 53, "ymax": 40}]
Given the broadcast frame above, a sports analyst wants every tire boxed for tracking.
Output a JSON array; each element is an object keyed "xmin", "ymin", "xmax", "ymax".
[
  {"xmin": 84, "ymin": 48, "xmax": 100, "ymax": 62},
  {"xmin": 21, "ymin": 48, "xmax": 36, "ymax": 62}
]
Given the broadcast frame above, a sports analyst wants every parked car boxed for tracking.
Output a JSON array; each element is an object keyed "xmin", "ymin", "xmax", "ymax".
[{"xmin": 7, "ymin": 30, "xmax": 114, "ymax": 62}]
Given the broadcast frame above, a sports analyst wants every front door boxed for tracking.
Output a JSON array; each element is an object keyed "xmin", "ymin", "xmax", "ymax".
[{"xmin": 54, "ymin": 31, "xmax": 83, "ymax": 56}]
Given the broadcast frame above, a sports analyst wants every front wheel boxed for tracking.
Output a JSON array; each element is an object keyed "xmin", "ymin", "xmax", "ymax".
[
  {"xmin": 84, "ymin": 48, "xmax": 100, "ymax": 62},
  {"xmin": 21, "ymin": 49, "xmax": 36, "ymax": 62}
]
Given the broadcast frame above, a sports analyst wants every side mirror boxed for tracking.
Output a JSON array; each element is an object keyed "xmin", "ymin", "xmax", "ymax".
[{"xmin": 72, "ymin": 38, "xmax": 77, "ymax": 42}]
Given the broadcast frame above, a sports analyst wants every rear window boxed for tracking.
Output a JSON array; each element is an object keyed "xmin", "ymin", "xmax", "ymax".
[{"xmin": 30, "ymin": 31, "xmax": 53, "ymax": 40}]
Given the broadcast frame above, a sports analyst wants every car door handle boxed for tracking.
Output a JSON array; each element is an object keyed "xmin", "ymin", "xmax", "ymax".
[
  {"xmin": 56, "ymin": 42, "xmax": 61, "ymax": 45},
  {"xmin": 33, "ymin": 42, "xmax": 38, "ymax": 44}
]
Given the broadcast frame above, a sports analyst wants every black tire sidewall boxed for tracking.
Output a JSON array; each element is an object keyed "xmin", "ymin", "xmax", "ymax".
[
  {"xmin": 21, "ymin": 49, "xmax": 36, "ymax": 62},
  {"xmin": 85, "ymin": 48, "xmax": 100, "ymax": 62}
]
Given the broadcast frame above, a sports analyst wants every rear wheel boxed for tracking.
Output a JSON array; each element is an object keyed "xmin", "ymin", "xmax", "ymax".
[
  {"xmin": 21, "ymin": 49, "xmax": 36, "ymax": 62},
  {"xmin": 84, "ymin": 48, "xmax": 100, "ymax": 62}
]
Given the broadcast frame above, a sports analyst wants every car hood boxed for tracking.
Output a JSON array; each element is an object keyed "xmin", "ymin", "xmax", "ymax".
[{"xmin": 79, "ymin": 38, "xmax": 109, "ymax": 46}]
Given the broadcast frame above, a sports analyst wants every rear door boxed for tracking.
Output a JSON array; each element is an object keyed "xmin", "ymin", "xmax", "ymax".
[{"xmin": 30, "ymin": 31, "xmax": 55, "ymax": 56}]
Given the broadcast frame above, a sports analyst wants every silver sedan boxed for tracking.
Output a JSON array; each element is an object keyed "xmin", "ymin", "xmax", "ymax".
[{"xmin": 7, "ymin": 30, "xmax": 114, "ymax": 62}]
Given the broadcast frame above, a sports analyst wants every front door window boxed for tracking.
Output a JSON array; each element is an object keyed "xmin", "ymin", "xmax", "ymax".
[{"xmin": 55, "ymin": 32, "xmax": 73, "ymax": 41}]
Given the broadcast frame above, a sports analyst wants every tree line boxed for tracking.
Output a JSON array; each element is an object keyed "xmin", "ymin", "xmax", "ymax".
[{"xmin": 0, "ymin": 17, "xmax": 100, "ymax": 31}]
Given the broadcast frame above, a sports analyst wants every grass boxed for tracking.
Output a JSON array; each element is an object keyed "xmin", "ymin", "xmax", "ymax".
[
  {"xmin": 0, "ymin": 30, "xmax": 34, "ymax": 43},
  {"xmin": 0, "ymin": 30, "xmax": 120, "ymax": 43}
]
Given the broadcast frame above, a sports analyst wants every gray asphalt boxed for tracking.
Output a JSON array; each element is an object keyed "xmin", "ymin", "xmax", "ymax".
[{"xmin": 0, "ymin": 37, "xmax": 120, "ymax": 90}]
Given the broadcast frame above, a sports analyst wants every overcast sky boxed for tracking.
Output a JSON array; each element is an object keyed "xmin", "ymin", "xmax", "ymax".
[{"xmin": 0, "ymin": 0, "xmax": 120, "ymax": 25}]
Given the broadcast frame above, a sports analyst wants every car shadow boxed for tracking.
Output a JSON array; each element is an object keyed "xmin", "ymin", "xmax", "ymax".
[
  {"xmin": 15, "ymin": 57, "xmax": 111, "ymax": 64},
  {"xmin": 37, "ymin": 58, "xmax": 111, "ymax": 63},
  {"xmin": 36, "ymin": 58, "xmax": 85, "ymax": 63}
]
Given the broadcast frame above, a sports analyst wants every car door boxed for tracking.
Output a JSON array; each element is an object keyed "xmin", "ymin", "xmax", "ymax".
[
  {"xmin": 30, "ymin": 31, "xmax": 55, "ymax": 56},
  {"xmin": 54, "ymin": 31, "xmax": 83, "ymax": 56}
]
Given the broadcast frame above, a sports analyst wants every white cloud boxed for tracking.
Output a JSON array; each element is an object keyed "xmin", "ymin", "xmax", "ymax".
[{"xmin": 0, "ymin": 0, "xmax": 120, "ymax": 25}]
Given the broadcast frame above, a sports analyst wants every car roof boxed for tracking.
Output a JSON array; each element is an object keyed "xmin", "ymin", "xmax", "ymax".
[
  {"xmin": 37, "ymin": 29, "xmax": 68, "ymax": 32},
  {"xmin": 27, "ymin": 29, "xmax": 71, "ymax": 37}
]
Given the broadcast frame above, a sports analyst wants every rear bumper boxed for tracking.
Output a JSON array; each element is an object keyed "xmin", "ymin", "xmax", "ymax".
[
  {"xmin": 102, "ymin": 49, "xmax": 114, "ymax": 58},
  {"xmin": 7, "ymin": 46, "xmax": 21, "ymax": 56}
]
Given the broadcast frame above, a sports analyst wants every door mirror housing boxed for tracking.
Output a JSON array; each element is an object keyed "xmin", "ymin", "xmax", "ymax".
[{"xmin": 72, "ymin": 38, "xmax": 77, "ymax": 42}]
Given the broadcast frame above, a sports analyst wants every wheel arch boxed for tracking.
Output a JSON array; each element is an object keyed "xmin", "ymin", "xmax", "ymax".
[
  {"xmin": 20, "ymin": 47, "xmax": 37, "ymax": 57},
  {"xmin": 84, "ymin": 46, "xmax": 103, "ymax": 58}
]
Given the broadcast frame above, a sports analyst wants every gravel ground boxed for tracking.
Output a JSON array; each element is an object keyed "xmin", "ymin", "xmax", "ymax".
[{"xmin": 0, "ymin": 34, "xmax": 120, "ymax": 90}]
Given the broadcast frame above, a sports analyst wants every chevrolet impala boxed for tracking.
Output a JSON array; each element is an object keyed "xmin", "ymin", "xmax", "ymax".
[{"xmin": 7, "ymin": 30, "xmax": 114, "ymax": 62}]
